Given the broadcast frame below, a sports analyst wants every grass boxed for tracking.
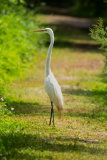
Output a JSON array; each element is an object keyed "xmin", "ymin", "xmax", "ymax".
[{"xmin": 0, "ymin": 14, "xmax": 107, "ymax": 159}]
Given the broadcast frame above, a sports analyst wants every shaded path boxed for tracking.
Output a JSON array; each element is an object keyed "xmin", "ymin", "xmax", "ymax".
[
  {"xmin": 44, "ymin": 15, "xmax": 95, "ymax": 29},
  {"xmin": 38, "ymin": 14, "xmax": 100, "ymax": 51}
]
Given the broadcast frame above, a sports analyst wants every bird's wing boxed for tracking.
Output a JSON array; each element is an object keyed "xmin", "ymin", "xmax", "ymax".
[{"xmin": 45, "ymin": 74, "xmax": 58, "ymax": 105}]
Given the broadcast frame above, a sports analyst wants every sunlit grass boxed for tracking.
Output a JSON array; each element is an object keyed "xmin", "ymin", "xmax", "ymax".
[{"xmin": 1, "ymin": 46, "xmax": 107, "ymax": 159}]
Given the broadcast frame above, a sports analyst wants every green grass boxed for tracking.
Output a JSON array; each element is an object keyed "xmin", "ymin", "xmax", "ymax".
[{"xmin": 0, "ymin": 15, "xmax": 107, "ymax": 160}]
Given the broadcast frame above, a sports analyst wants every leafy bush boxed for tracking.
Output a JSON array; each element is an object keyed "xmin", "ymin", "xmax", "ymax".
[
  {"xmin": 1, "ymin": 14, "xmax": 33, "ymax": 81},
  {"xmin": 0, "ymin": 2, "xmax": 44, "ymax": 99},
  {"xmin": 89, "ymin": 18, "xmax": 107, "ymax": 73},
  {"xmin": 0, "ymin": 13, "xmax": 43, "ymax": 83}
]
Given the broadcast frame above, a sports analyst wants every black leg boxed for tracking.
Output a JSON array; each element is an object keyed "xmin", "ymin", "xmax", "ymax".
[
  {"xmin": 49, "ymin": 101, "xmax": 52, "ymax": 125},
  {"xmin": 51, "ymin": 102, "xmax": 54, "ymax": 125},
  {"xmin": 49, "ymin": 101, "xmax": 54, "ymax": 125}
]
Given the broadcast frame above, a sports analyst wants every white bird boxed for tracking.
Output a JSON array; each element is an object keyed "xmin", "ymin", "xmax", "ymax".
[{"xmin": 34, "ymin": 28, "xmax": 63, "ymax": 125}]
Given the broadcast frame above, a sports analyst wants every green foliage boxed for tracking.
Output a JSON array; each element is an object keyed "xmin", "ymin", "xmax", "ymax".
[
  {"xmin": 1, "ymin": 13, "xmax": 36, "ymax": 82},
  {"xmin": 0, "ymin": 137, "xmax": 5, "ymax": 153},
  {"xmin": 0, "ymin": 0, "xmax": 45, "ymax": 108},
  {"xmin": 0, "ymin": 4, "xmax": 44, "ymax": 96},
  {"xmin": 0, "ymin": 0, "xmax": 17, "ymax": 14},
  {"xmin": 89, "ymin": 18, "xmax": 107, "ymax": 73}
]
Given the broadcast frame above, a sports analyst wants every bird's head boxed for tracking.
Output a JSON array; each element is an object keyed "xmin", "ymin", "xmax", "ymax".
[{"xmin": 34, "ymin": 28, "xmax": 53, "ymax": 36}]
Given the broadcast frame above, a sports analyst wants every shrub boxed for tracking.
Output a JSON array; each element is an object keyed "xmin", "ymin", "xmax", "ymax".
[
  {"xmin": 89, "ymin": 18, "xmax": 107, "ymax": 73},
  {"xmin": 0, "ymin": 4, "xmax": 44, "ymax": 97},
  {"xmin": 0, "ymin": 13, "xmax": 43, "ymax": 78}
]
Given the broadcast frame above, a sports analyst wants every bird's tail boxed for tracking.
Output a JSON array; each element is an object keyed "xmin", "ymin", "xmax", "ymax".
[
  {"xmin": 58, "ymin": 107, "xmax": 63, "ymax": 119},
  {"xmin": 56, "ymin": 101, "xmax": 63, "ymax": 118},
  {"xmin": 58, "ymin": 110, "xmax": 62, "ymax": 119}
]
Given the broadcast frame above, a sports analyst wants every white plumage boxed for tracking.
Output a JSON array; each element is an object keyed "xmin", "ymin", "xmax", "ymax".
[
  {"xmin": 45, "ymin": 72, "xmax": 63, "ymax": 111},
  {"xmin": 34, "ymin": 28, "xmax": 63, "ymax": 125}
]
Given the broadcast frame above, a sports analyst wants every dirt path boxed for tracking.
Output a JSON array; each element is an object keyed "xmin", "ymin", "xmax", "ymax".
[{"xmin": 39, "ymin": 14, "xmax": 95, "ymax": 29}]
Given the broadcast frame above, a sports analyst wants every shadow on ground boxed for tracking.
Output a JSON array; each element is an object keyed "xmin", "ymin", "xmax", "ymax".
[
  {"xmin": 46, "ymin": 41, "xmax": 101, "ymax": 52},
  {"xmin": 63, "ymin": 87, "xmax": 107, "ymax": 97},
  {"xmin": 63, "ymin": 87, "xmax": 107, "ymax": 120},
  {"xmin": 1, "ymin": 132, "xmax": 107, "ymax": 159},
  {"xmin": 6, "ymin": 86, "xmax": 107, "ymax": 121},
  {"xmin": 6, "ymin": 101, "xmax": 51, "ymax": 116},
  {"xmin": 41, "ymin": 23, "xmax": 102, "ymax": 52}
]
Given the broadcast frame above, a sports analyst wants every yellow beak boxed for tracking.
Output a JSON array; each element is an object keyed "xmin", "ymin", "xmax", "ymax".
[{"xmin": 33, "ymin": 30, "xmax": 43, "ymax": 32}]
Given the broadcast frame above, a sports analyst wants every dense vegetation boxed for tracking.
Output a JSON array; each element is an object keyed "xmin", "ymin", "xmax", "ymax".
[
  {"xmin": 0, "ymin": 1, "xmax": 43, "ymax": 94},
  {"xmin": 90, "ymin": 18, "xmax": 107, "ymax": 74}
]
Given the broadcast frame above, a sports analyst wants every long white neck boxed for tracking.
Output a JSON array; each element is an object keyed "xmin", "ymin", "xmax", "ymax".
[{"xmin": 45, "ymin": 30, "xmax": 54, "ymax": 77}]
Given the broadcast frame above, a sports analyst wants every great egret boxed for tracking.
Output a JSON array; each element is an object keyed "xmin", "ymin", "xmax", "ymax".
[{"xmin": 34, "ymin": 28, "xmax": 63, "ymax": 125}]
